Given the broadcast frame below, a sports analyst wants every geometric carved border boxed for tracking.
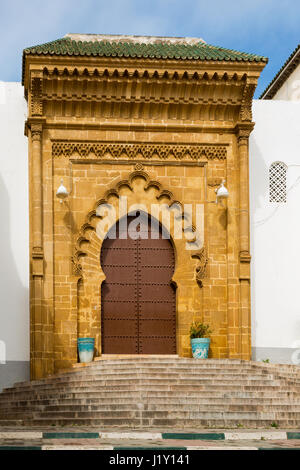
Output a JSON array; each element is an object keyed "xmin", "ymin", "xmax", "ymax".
[{"xmin": 52, "ymin": 141, "xmax": 227, "ymax": 160}]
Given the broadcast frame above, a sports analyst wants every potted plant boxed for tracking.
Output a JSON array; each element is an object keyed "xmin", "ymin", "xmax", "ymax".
[
  {"xmin": 77, "ymin": 337, "xmax": 95, "ymax": 363},
  {"xmin": 190, "ymin": 322, "xmax": 212, "ymax": 359}
]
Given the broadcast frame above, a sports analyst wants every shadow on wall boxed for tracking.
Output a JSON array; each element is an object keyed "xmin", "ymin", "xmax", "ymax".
[
  {"xmin": 249, "ymin": 136, "xmax": 268, "ymax": 351},
  {"xmin": 0, "ymin": 175, "xmax": 29, "ymax": 392}
]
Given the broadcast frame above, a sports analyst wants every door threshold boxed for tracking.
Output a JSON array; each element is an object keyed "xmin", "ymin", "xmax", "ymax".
[{"xmin": 95, "ymin": 354, "xmax": 179, "ymax": 361}]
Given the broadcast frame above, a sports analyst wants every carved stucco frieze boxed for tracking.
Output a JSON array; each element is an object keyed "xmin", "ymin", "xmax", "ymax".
[
  {"xmin": 239, "ymin": 82, "xmax": 256, "ymax": 122},
  {"xmin": 52, "ymin": 142, "xmax": 227, "ymax": 161},
  {"xmin": 31, "ymin": 76, "xmax": 43, "ymax": 117}
]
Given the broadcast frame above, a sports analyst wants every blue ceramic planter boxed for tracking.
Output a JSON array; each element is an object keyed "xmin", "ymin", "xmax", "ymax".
[
  {"xmin": 191, "ymin": 338, "xmax": 211, "ymax": 359},
  {"xmin": 77, "ymin": 337, "xmax": 95, "ymax": 363}
]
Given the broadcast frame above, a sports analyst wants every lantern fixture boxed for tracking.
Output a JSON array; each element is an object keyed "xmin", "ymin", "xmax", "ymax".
[{"xmin": 56, "ymin": 179, "xmax": 69, "ymax": 203}]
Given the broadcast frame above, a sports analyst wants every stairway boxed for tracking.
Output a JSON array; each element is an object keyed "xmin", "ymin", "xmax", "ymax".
[{"xmin": 0, "ymin": 357, "xmax": 300, "ymax": 428}]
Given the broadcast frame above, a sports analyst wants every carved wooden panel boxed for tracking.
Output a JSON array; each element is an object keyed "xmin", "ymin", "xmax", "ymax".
[{"xmin": 101, "ymin": 214, "xmax": 176, "ymax": 354}]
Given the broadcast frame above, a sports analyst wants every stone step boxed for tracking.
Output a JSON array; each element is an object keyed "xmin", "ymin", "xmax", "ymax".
[
  {"xmin": 0, "ymin": 412, "xmax": 299, "ymax": 429},
  {"xmin": 71, "ymin": 366, "xmax": 291, "ymax": 377},
  {"xmin": 1, "ymin": 387, "xmax": 299, "ymax": 405},
  {"xmin": 9, "ymin": 369, "xmax": 279, "ymax": 388},
  {"xmin": 1, "ymin": 386, "xmax": 297, "ymax": 403},
  {"xmin": 67, "ymin": 363, "xmax": 269, "ymax": 373},
  {"xmin": 71, "ymin": 362, "xmax": 267, "ymax": 371},
  {"xmin": 1, "ymin": 376, "xmax": 284, "ymax": 392},
  {"xmin": 252, "ymin": 362, "xmax": 300, "ymax": 371},
  {"xmin": 10, "ymin": 364, "xmax": 299, "ymax": 390},
  {"xmin": 1, "ymin": 395, "xmax": 300, "ymax": 408},
  {"xmin": 20, "ymin": 370, "xmax": 277, "ymax": 381},
  {"xmin": 2, "ymin": 409, "xmax": 300, "ymax": 420},
  {"xmin": 10, "ymin": 371, "xmax": 272, "ymax": 390},
  {"xmin": 0, "ymin": 401, "xmax": 300, "ymax": 413},
  {"xmin": 1, "ymin": 398, "xmax": 300, "ymax": 414},
  {"xmin": 1, "ymin": 394, "xmax": 300, "ymax": 411},
  {"xmin": 2, "ymin": 416, "xmax": 300, "ymax": 429},
  {"xmin": 77, "ymin": 358, "xmax": 247, "ymax": 364},
  {"xmin": 0, "ymin": 358, "xmax": 299, "ymax": 428},
  {"xmin": 2, "ymin": 382, "xmax": 283, "ymax": 397},
  {"xmin": 0, "ymin": 420, "xmax": 24, "ymax": 426}
]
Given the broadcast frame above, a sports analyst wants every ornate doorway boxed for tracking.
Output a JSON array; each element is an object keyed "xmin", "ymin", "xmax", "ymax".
[{"xmin": 101, "ymin": 213, "xmax": 176, "ymax": 354}]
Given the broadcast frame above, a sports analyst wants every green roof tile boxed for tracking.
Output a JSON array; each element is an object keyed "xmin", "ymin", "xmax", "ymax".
[
  {"xmin": 22, "ymin": 36, "xmax": 268, "ymax": 83},
  {"xmin": 24, "ymin": 36, "xmax": 267, "ymax": 62}
]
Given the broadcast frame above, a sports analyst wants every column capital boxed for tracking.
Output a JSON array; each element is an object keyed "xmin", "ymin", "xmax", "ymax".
[
  {"xmin": 239, "ymin": 251, "xmax": 251, "ymax": 280},
  {"xmin": 240, "ymin": 250, "xmax": 251, "ymax": 263},
  {"xmin": 28, "ymin": 117, "xmax": 46, "ymax": 141},
  {"xmin": 25, "ymin": 117, "xmax": 46, "ymax": 137},
  {"xmin": 234, "ymin": 122, "xmax": 255, "ymax": 145},
  {"xmin": 31, "ymin": 123, "xmax": 43, "ymax": 141},
  {"xmin": 32, "ymin": 247, "xmax": 44, "ymax": 277}
]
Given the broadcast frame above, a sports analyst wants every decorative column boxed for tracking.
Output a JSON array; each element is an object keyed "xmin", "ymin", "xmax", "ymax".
[
  {"xmin": 30, "ymin": 123, "xmax": 44, "ymax": 379},
  {"xmin": 236, "ymin": 122, "xmax": 254, "ymax": 360}
]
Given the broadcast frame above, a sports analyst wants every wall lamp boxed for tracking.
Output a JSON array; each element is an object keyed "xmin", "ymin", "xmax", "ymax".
[
  {"xmin": 215, "ymin": 180, "xmax": 229, "ymax": 203},
  {"xmin": 56, "ymin": 179, "xmax": 69, "ymax": 203},
  {"xmin": 56, "ymin": 163, "xmax": 74, "ymax": 203},
  {"xmin": 207, "ymin": 180, "xmax": 229, "ymax": 204}
]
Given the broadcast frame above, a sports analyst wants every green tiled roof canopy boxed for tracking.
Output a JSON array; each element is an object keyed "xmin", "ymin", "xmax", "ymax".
[{"xmin": 24, "ymin": 36, "xmax": 267, "ymax": 63}]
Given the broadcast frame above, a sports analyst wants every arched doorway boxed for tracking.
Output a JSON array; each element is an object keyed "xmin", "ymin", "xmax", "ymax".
[{"xmin": 100, "ymin": 213, "xmax": 176, "ymax": 354}]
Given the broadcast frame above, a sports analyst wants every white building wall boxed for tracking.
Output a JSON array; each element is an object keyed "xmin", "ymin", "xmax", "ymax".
[
  {"xmin": 0, "ymin": 82, "xmax": 29, "ymax": 390},
  {"xmin": 250, "ymin": 99, "xmax": 300, "ymax": 363},
  {"xmin": 273, "ymin": 65, "xmax": 300, "ymax": 101}
]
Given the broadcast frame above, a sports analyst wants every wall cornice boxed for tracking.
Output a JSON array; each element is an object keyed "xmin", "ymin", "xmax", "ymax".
[
  {"xmin": 25, "ymin": 61, "xmax": 259, "ymax": 123},
  {"xmin": 24, "ymin": 56, "xmax": 266, "ymax": 87},
  {"xmin": 39, "ymin": 120, "xmax": 238, "ymax": 133}
]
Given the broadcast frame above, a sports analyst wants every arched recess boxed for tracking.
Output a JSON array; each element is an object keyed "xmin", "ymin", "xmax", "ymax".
[{"xmin": 72, "ymin": 170, "xmax": 206, "ymax": 357}]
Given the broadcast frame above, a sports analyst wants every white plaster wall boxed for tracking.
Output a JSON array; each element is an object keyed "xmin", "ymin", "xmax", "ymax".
[
  {"xmin": 250, "ymin": 100, "xmax": 300, "ymax": 357},
  {"xmin": 0, "ymin": 82, "xmax": 29, "ymax": 362},
  {"xmin": 273, "ymin": 65, "xmax": 300, "ymax": 101}
]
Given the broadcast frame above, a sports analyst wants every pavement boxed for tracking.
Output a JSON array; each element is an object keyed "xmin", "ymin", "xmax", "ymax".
[{"xmin": 0, "ymin": 427, "xmax": 300, "ymax": 450}]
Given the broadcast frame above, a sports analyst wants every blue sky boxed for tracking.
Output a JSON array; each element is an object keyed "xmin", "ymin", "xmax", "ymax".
[{"xmin": 0, "ymin": 0, "xmax": 299, "ymax": 97}]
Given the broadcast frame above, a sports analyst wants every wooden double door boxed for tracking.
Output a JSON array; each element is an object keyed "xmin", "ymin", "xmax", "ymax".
[{"xmin": 101, "ymin": 214, "xmax": 176, "ymax": 354}]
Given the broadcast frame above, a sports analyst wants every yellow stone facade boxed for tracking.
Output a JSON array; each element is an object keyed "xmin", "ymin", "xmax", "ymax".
[{"xmin": 23, "ymin": 40, "xmax": 266, "ymax": 379}]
